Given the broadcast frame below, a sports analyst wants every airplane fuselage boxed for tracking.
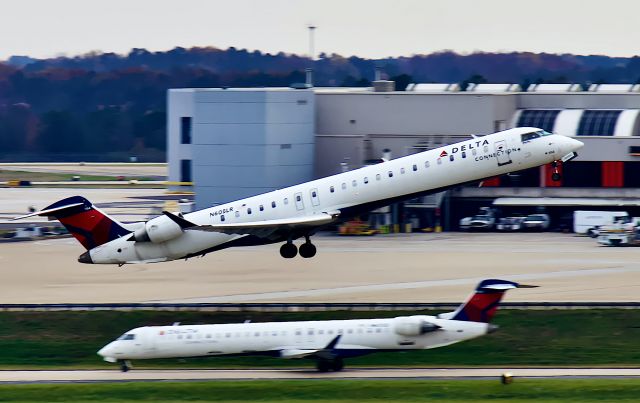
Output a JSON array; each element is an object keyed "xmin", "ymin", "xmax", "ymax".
[
  {"xmin": 87, "ymin": 128, "xmax": 583, "ymax": 264},
  {"xmin": 98, "ymin": 315, "xmax": 489, "ymax": 362}
]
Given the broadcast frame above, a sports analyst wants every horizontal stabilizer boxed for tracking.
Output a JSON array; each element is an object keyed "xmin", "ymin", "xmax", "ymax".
[{"xmin": 12, "ymin": 202, "xmax": 84, "ymax": 221}]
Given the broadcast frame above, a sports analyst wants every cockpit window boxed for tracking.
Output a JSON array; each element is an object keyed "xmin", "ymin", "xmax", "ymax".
[
  {"xmin": 521, "ymin": 130, "xmax": 553, "ymax": 142},
  {"xmin": 117, "ymin": 333, "xmax": 136, "ymax": 341}
]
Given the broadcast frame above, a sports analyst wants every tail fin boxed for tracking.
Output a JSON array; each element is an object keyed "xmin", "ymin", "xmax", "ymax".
[
  {"xmin": 439, "ymin": 279, "xmax": 535, "ymax": 323},
  {"xmin": 12, "ymin": 196, "xmax": 130, "ymax": 250}
]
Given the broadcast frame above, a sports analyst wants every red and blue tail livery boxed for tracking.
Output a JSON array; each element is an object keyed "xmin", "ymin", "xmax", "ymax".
[
  {"xmin": 14, "ymin": 196, "xmax": 130, "ymax": 250},
  {"xmin": 440, "ymin": 279, "xmax": 535, "ymax": 323}
]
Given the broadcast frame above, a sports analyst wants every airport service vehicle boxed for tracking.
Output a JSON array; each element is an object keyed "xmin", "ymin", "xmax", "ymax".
[
  {"xmin": 460, "ymin": 215, "xmax": 495, "ymax": 231},
  {"xmin": 14, "ymin": 128, "xmax": 583, "ymax": 264},
  {"xmin": 98, "ymin": 279, "xmax": 532, "ymax": 372},
  {"xmin": 573, "ymin": 210, "xmax": 629, "ymax": 236},
  {"xmin": 597, "ymin": 217, "xmax": 640, "ymax": 246},
  {"xmin": 520, "ymin": 214, "xmax": 550, "ymax": 231},
  {"xmin": 496, "ymin": 216, "xmax": 525, "ymax": 231}
]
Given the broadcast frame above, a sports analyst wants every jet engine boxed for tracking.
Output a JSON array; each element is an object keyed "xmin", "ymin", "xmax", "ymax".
[
  {"xmin": 129, "ymin": 215, "xmax": 185, "ymax": 243},
  {"xmin": 393, "ymin": 316, "xmax": 441, "ymax": 337}
]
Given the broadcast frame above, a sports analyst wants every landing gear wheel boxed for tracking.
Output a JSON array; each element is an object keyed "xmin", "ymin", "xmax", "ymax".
[
  {"xmin": 279, "ymin": 242, "xmax": 298, "ymax": 259},
  {"xmin": 316, "ymin": 360, "xmax": 331, "ymax": 372},
  {"xmin": 119, "ymin": 360, "xmax": 131, "ymax": 372},
  {"xmin": 299, "ymin": 242, "xmax": 317, "ymax": 259},
  {"xmin": 551, "ymin": 172, "xmax": 562, "ymax": 182},
  {"xmin": 331, "ymin": 358, "xmax": 344, "ymax": 372}
]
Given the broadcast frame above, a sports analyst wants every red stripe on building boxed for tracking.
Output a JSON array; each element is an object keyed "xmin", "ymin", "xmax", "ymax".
[{"xmin": 602, "ymin": 161, "xmax": 624, "ymax": 187}]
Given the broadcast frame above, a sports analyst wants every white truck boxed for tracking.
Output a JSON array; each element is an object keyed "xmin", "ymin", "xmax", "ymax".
[{"xmin": 573, "ymin": 210, "xmax": 629, "ymax": 237}]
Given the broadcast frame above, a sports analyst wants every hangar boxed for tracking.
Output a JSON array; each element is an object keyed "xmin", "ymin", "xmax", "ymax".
[{"xmin": 168, "ymin": 83, "xmax": 640, "ymax": 230}]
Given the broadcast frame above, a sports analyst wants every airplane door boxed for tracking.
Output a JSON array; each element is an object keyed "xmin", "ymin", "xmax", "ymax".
[
  {"xmin": 494, "ymin": 140, "xmax": 512, "ymax": 166},
  {"xmin": 294, "ymin": 192, "xmax": 304, "ymax": 211},
  {"xmin": 310, "ymin": 188, "xmax": 320, "ymax": 207}
]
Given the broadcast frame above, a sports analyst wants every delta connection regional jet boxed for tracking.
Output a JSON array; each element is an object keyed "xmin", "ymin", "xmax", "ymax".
[
  {"xmin": 98, "ymin": 279, "xmax": 533, "ymax": 372},
  {"xmin": 14, "ymin": 127, "xmax": 583, "ymax": 265}
]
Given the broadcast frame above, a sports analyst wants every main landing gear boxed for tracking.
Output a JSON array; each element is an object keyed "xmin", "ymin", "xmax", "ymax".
[
  {"xmin": 316, "ymin": 358, "xmax": 344, "ymax": 372},
  {"xmin": 119, "ymin": 360, "xmax": 132, "ymax": 372},
  {"xmin": 551, "ymin": 161, "xmax": 562, "ymax": 182},
  {"xmin": 279, "ymin": 236, "xmax": 317, "ymax": 259}
]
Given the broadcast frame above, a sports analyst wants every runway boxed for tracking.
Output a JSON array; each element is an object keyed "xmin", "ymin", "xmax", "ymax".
[{"xmin": 1, "ymin": 368, "xmax": 639, "ymax": 383}]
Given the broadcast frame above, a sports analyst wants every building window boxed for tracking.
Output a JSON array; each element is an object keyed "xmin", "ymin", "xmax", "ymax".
[
  {"xmin": 180, "ymin": 159, "xmax": 192, "ymax": 182},
  {"xmin": 388, "ymin": 171, "xmax": 393, "ymax": 177},
  {"xmin": 516, "ymin": 109, "xmax": 561, "ymax": 133},
  {"xmin": 364, "ymin": 177, "xmax": 369, "ymax": 184},
  {"xmin": 180, "ymin": 117, "xmax": 192, "ymax": 144},
  {"xmin": 330, "ymin": 186, "xmax": 335, "ymax": 193},
  {"xmin": 412, "ymin": 164, "xmax": 417, "ymax": 171},
  {"xmin": 577, "ymin": 110, "xmax": 622, "ymax": 136}
]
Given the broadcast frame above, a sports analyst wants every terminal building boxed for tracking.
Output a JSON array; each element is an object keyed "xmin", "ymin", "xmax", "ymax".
[{"xmin": 168, "ymin": 83, "xmax": 640, "ymax": 231}]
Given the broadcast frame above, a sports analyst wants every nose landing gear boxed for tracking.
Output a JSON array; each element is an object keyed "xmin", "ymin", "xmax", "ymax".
[{"xmin": 551, "ymin": 161, "xmax": 562, "ymax": 182}]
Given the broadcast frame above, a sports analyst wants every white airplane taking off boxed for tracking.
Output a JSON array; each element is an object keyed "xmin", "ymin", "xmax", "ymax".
[
  {"xmin": 15, "ymin": 127, "xmax": 583, "ymax": 264},
  {"xmin": 98, "ymin": 279, "xmax": 533, "ymax": 372}
]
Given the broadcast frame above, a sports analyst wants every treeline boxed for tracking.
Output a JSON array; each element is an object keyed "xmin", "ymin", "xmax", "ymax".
[{"xmin": 1, "ymin": 47, "xmax": 640, "ymax": 161}]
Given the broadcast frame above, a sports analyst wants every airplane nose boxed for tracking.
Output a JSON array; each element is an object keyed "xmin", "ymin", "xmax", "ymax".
[
  {"xmin": 566, "ymin": 137, "xmax": 584, "ymax": 152},
  {"xmin": 97, "ymin": 344, "xmax": 111, "ymax": 357},
  {"xmin": 78, "ymin": 251, "xmax": 93, "ymax": 264}
]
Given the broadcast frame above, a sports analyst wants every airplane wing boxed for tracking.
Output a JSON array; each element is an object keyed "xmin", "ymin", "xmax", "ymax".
[
  {"xmin": 163, "ymin": 210, "xmax": 340, "ymax": 239},
  {"xmin": 276, "ymin": 335, "xmax": 346, "ymax": 360}
]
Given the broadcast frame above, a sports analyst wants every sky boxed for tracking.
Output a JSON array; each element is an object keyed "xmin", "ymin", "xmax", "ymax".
[{"xmin": 0, "ymin": 0, "xmax": 639, "ymax": 60}]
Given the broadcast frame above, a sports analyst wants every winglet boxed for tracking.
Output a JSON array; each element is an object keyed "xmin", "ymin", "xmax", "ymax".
[{"xmin": 162, "ymin": 211, "xmax": 196, "ymax": 229}]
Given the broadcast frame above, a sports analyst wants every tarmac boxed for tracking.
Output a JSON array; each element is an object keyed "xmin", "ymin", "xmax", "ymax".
[
  {"xmin": 0, "ymin": 231, "xmax": 638, "ymax": 304},
  {"xmin": 1, "ymin": 368, "xmax": 639, "ymax": 383}
]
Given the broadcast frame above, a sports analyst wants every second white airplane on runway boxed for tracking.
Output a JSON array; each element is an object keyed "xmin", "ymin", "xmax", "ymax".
[
  {"xmin": 98, "ymin": 279, "xmax": 531, "ymax": 372},
  {"xmin": 15, "ymin": 127, "xmax": 583, "ymax": 264}
]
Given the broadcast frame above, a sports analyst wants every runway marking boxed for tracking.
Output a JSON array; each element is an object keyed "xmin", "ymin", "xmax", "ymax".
[
  {"xmin": 156, "ymin": 267, "xmax": 639, "ymax": 303},
  {"xmin": 0, "ymin": 368, "xmax": 639, "ymax": 383}
]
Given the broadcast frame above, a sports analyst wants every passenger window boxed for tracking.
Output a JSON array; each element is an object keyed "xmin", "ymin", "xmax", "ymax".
[
  {"xmin": 259, "ymin": 205, "xmax": 264, "ymax": 211},
  {"xmin": 255, "ymin": 332, "xmax": 260, "ymax": 337},
  {"xmin": 221, "ymin": 215, "xmax": 225, "ymax": 222},
  {"xmin": 484, "ymin": 145, "xmax": 489, "ymax": 152},
  {"xmin": 364, "ymin": 177, "xmax": 369, "ymax": 184},
  {"xmin": 425, "ymin": 161, "xmax": 430, "ymax": 168},
  {"xmin": 412, "ymin": 164, "xmax": 417, "ymax": 171},
  {"xmin": 312, "ymin": 191, "xmax": 317, "ymax": 197},
  {"xmin": 348, "ymin": 329, "xmax": 353, "ymax": 334},
  {"xmin": 462, "ymin": 152, "xmax": 466, "ymax": 158},
  {"xmin": 235, "ymin": 211, "xmax": 240, "ymax": 218},
  {"xmin": 187, "ymin": 335, "xmax": 192, "ymax": 339},
  {"xmin": 272, "ymin": 201, "xmax": 276, "ymax": 208},
  {"xmin": 437, "ymin": 158, "xmax": 442, "ymax": 165},
  {"xmin": 206, "ymin": 334, "xmax": 211, "ymax": 339},
  {"xmin": 330, "ymin": 186, "xmax": 335, "ymax": 193},
  {"xmin": 472, "ymin": 149, "xmax": 477, "ymax": 156},
  {"xmin": 225, "ymin": 333, "xmax": 231, "ymax": 338},
  {"xmin": 352, "ymin": 179, "xmax": 357, "ymax": 187},
  {"xmin": 247, "ymin": 208, "xmax": 252, "ymax": 214},
  {"xmin": 284, "ymin": 198, "xmax": 289, "ymax": 205},
  {"xmin": 400, "ymin": 167, "xmax": 405, "ymax": 174},
  {"xmin": 376, "ymin": 174, "xmax": 381, "ymax": 181},
  {"xmin": 342, "ymin": 182, "xmax": 347, "ymax": 190},
  {"xmin": 376, "ymin": 328, "xmax": 381, "ymax": 333},
  {"xmin": 296, "ymin": 195, "xmax": 301, "ymax": 202},
  {"xmin": 388, "ymin": 171, "xmax": 393, "ymax": 178},
  {"xmin": 449, "ymin": 155, "xmax": 454, "ymax": 162},
  {"xmin": 319, "ymin": 329, "xmax": 324, "ymax": 335}
]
